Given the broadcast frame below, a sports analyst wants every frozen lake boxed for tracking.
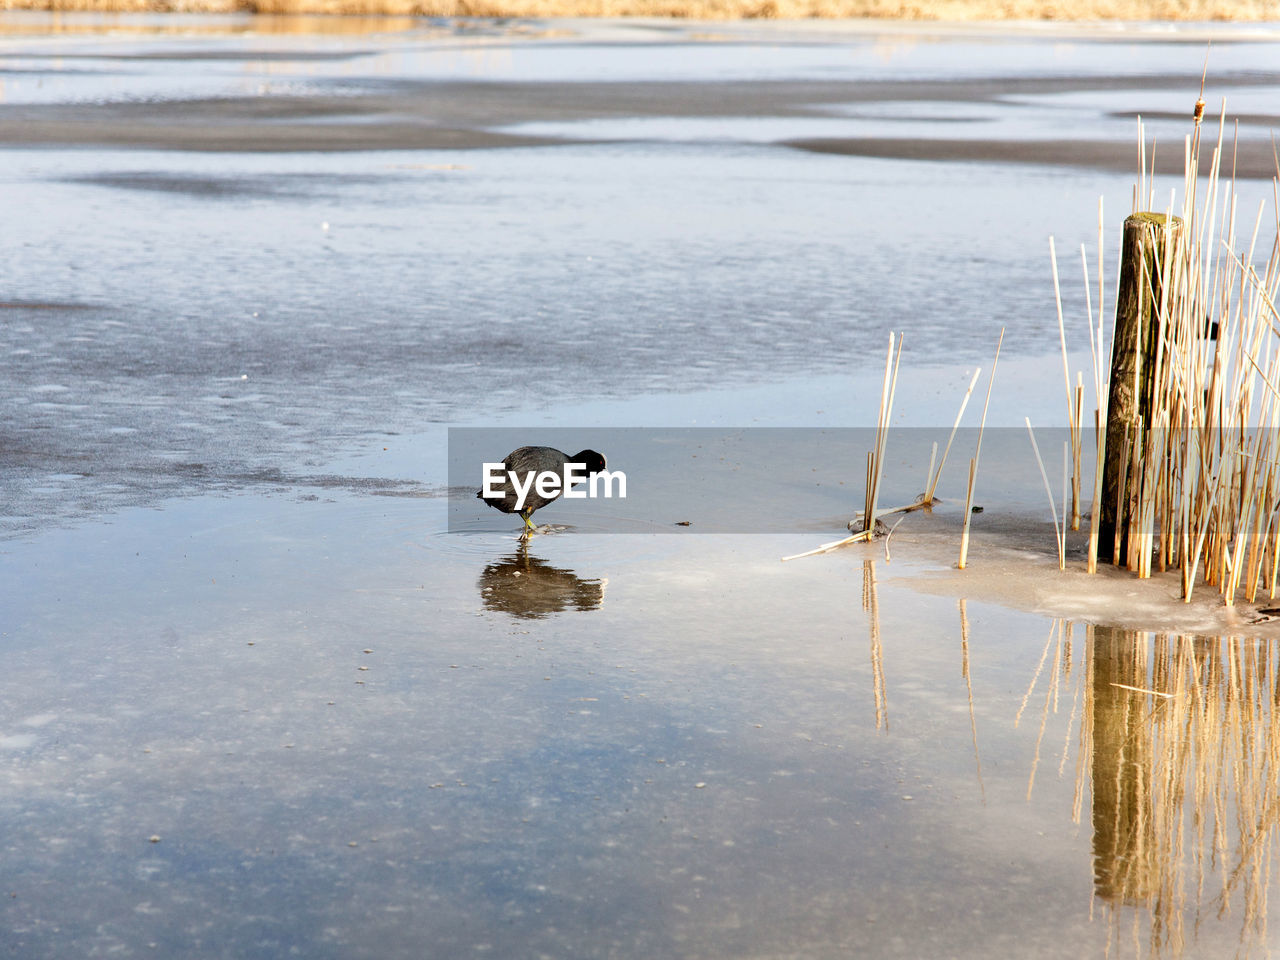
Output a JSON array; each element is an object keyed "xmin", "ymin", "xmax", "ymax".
[{"xmin": 3, "ymin": 14, "xmax": 1280, "ymax": 958}]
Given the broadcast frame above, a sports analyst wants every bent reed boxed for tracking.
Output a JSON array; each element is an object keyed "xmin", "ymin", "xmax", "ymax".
[{"xmin": 2, "ymin": 0, "xmax": 1278, "ymax": 20}]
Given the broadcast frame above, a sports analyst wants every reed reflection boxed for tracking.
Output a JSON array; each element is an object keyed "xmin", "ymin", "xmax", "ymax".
[
  {"xmin": 960, "ymin": 598, "xmax": 986, "ymax": 800},
  {"xmin": 864, "ymin": 573, "xmax": 986, "ymax": 792},
  {"xmin": 863, "ymin": 559, "xmax": 888, "ymax": 731},
  {"xmin": 1024, "ymin": 622, "xmax": 1280, "ymax": 957},
  {"xmin": 478, "ymin": 543, "xmax": 606, "ymax": 620}
]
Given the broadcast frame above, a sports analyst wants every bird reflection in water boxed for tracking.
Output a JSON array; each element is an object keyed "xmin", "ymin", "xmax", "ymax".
[{"xmin": 478, "ymin": 543, "xmax": 607, "ymax": 619}]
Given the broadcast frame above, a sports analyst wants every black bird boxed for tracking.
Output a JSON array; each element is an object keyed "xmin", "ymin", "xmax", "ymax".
[{"xmin": 477, "ymin": 446, "xmax": 608, "ymax": 537}]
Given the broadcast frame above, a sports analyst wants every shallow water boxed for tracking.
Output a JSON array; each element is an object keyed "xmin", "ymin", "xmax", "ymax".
[
  {"xmin": 6, "ymin": 493, "xmax": 1280, "ymax": 958},
  {"xmin": 3, "ymin": 13, "xmax": 1280, "ymax": 959}
]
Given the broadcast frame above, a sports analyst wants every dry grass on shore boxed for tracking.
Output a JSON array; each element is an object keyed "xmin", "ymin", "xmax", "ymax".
[{"xmin": 2, "ymin": 0, "xmax": 1279, "ymax": 21}]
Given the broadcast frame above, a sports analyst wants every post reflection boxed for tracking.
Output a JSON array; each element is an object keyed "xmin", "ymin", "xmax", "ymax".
[
  {"xmin": 1089, "ymin": 625, "xmax": 1156, "ymax": 911},
  {"xmin": 477, "ymin": 543, "xmax": 606, "ymax": 620},
  {"xmin": 1025, "ymin": 622, "xmax": 1280, "ymax": 957}
]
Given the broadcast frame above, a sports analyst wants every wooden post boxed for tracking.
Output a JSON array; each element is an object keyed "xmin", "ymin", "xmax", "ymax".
[{"xmin": 1099, "ymin": 212, "xmax": 1184, "ymax": 561}]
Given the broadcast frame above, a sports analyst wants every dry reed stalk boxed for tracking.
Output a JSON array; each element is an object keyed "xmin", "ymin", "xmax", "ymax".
[
  {"xmin": 779, "ymin": 527, "xmax": 875, "ymax": 562},
  {"xmin": 958, "ymin": 458, "xmax": 977, "ymax": 568},
  {"xmin": 786, "ymin": 326, "xmax": 999, "ymax": 566},
  {"xmin": 882, "ymin": 514, "xmax": 905, "ymax": 563},
  {"xmin": 1139, "ymin": 116, "xmax": 1147, "ymax": 214},
  {"xmin": 873, "ymin": 333, "xmax": 904, "ymax": 522},
  {"xmin": 1050, "ymin": 236, "xmax": 1084, "ymax": 531},
  {"xmin": 782, "ymin": 332, "xmax": 901, "ymax": 563},
  {"xmin": 1133, "ymin": 414, "xmax": 1160, "ymax": 579},
  {"xmin": 862, "ymin": 451, "xmax": 874, "ymax": 541},
  {"xmin": 924, "ymin": 442, "xmax": 937, "ymax": 502},
  {"xmin": 1025, "ymin": 418, "xmax": 1065, "ymax": 569},
  {"xmin": 1087, "ymin": 199, "xmax": 1110, "ymax": 574},
  {"xmin": 926, "ymin": 366, "xmax": 981, "ymax": 502},
  {"xmin": 1074, "ymin": 376, "xmax": 1085, "ymax": 529},
  {"xmin": 863, "ymin": 332, "xmax": 901, "ymax": 532},
  {"xmin": 959, "ymin": 328, "xmax": 1003, "ymax": 570},
  {"xmin": 1062, "ymin": 441, "xmax": 1070, "ymax": 564},
  {"xmin": 780, "ymin": 499, "xmax": 937, "ymax": 561},
  {"xmin": 1089, "ymin": 410, "xmax": 1106, "ymax": 573}
]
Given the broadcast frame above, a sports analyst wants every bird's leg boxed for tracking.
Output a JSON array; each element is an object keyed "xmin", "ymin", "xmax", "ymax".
[{"xmin": 520, "ymin": 510, "xmax": 535, "ymax": 538}]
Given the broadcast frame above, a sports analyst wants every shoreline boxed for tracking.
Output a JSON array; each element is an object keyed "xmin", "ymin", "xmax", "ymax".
[
  {"xmin": 3, "ymin": 3, "xmax": 1280, "ymax": 22},
  {"xmin": 881, "ymin": 521, "xmax": 1280, "ymax": 638}
]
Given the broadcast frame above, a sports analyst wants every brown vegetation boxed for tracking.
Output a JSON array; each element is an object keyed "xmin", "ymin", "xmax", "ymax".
[
  {"xmin": 1053, "ymin": 100, "xmax": 1280, "ymax": 604},
  {"xmin": 1, "ymin": 0, "xmax": 1279, "ymax": 21}
]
